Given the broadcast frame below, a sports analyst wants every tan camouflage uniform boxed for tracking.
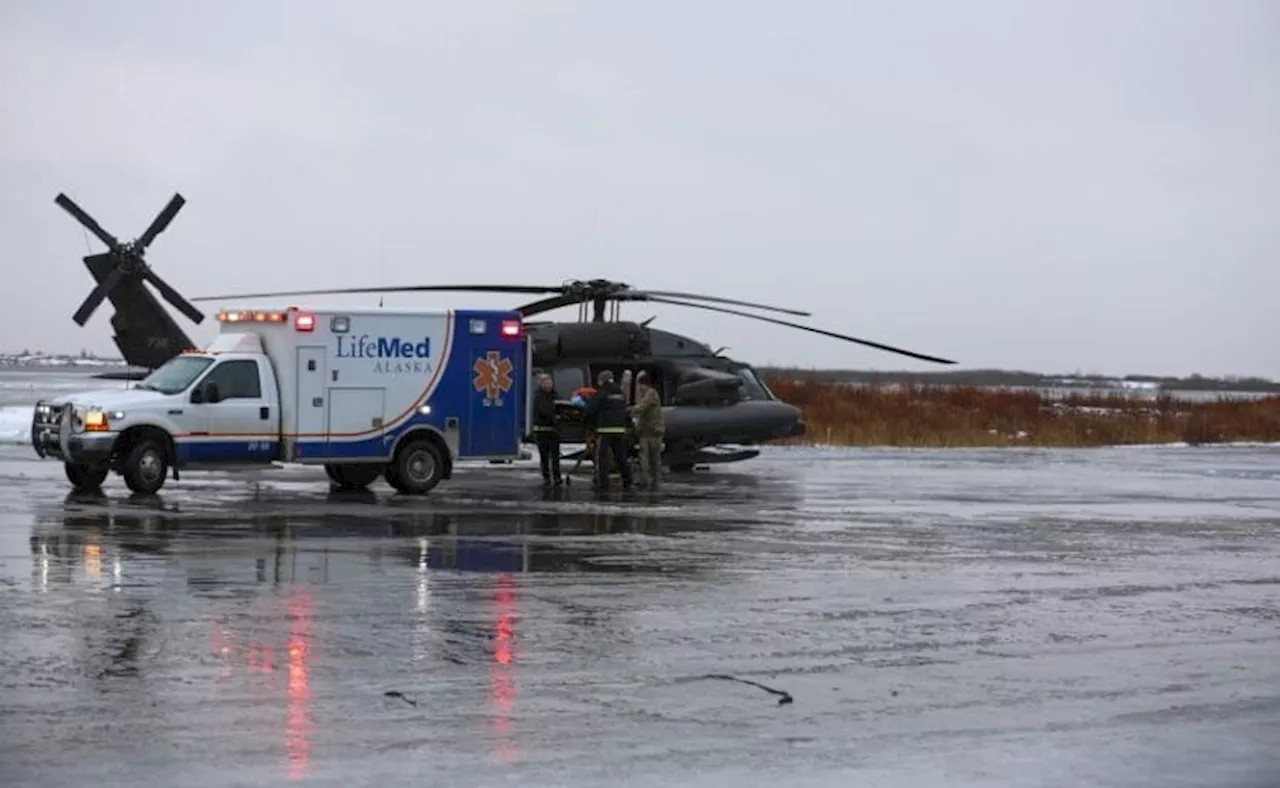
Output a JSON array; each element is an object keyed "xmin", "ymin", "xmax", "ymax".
[{"xmin": 631, "ymin": 374, "xmax": 664, "ymax": 490}]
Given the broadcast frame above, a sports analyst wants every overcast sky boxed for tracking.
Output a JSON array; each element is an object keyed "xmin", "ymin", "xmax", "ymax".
[{"xmin": 2, "ymin": 0, "xmax": 1276, "ymax": 377}]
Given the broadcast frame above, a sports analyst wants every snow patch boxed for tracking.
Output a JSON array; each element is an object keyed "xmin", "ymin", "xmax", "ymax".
[{"xmin": 0, "ymin": 405, "xmax": 31, "ymax": 444}]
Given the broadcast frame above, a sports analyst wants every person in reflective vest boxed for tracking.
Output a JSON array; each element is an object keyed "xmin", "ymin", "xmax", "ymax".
[
  {"xmin": 531, "ymin": 374, "xmax": 562, "ymax": 486},
  {"xmin": 583, "ymin": 370, "xmax": 633, "ymax": 490}
]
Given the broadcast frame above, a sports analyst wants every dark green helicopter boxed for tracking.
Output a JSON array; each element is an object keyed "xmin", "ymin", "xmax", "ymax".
[{"xmin": 53, "ymin": 191, "xmax": 956, "ymax": 471}]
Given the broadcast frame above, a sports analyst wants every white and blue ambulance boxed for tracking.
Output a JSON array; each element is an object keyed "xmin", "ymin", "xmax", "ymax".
[{"xmin": 31, "ymin": 306, "xmax": 531, "ymax": 495}]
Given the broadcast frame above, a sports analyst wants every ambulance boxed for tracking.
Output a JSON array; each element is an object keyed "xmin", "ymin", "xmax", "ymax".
[{"xmin": 31, "ymin": 306, "xmax": 531, "ymax": 495}]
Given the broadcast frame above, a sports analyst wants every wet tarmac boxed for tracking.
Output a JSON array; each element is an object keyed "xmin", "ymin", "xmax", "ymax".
[{"xmin": 1, "ymin": 443, "xmax": 1279, "ymax": 787}]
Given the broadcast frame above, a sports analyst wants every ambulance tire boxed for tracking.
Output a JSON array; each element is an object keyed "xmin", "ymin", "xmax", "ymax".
[
  {"xmin": 390, "ymin": 439, "xmax": 444, "ymax": 495},
  {"xmin": 327, "ymin": 463, "xmax": 382, "ymax": 491},
  {"xmin": 121, "ymin": 439, "xmax": 169, "ymax": 495},
  {"xmin": 65, "ymin": 462, "xmax": 109, "ymax": 490}
]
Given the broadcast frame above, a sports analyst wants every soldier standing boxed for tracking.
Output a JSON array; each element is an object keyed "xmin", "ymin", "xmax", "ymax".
[
  {"xmin": 531, "ymin": 374, "xmax": 562, "ymax": 486},
  {"xmin": 631, "ymin": 371, "xmax": 664, "ymax": 491}
]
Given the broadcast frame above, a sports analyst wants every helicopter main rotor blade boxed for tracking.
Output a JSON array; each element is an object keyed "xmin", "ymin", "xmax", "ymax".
[
  {"xmin": 515, "ymin": 294, "xmax": 582, "ymax": 317},
  {"xmin": 645, "ymin": 295, "xmax": 958, "ymax": 365},
  {"xmin": 143, "ymin": 268, "xmax": 206, "ymax": 324},
  {"xmin": 636, "ymin": 290, "xmax": 811, "ymax": 317},
  {"xmin": 189, "ymin": 284, "xmax": 562, "ymax": 302},
  {"xmin": 134, "ymin": 193, "xmax": 186, "ymax": 251},
  {"xmin": 55, "ymin": 193, "xmax": 121, "ymax": 251},
  {"xmin": 73, "ymin": 265, "xmax": 125, "ymax": 326},
  {"xmin": 516, "ymin": 289, "xmax": 813, "ymax": 319}
]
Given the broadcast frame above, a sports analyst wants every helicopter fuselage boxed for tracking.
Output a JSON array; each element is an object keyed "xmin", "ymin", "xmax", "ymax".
[{"xmin": 526, "ymin": 321, "xmax": 805, "ymax": 467}]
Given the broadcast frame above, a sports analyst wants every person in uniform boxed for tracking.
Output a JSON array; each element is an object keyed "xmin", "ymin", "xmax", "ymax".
[
  {"xmin": 583, "ymin": 370, "xmax": 633, "ymax": 490},
  {"xmin": 631, "ymin": 371, "xmax": 664, "ymax": 490},
  {"xmin": 531, "ymin": 374, "xmax": 563, "ymax": 486}
]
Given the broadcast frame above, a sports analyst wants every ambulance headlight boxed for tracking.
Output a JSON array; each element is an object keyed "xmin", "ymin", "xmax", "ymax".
[{"xmin": 82, "ymin": 410, "xmax": 110, "ymax": 432}]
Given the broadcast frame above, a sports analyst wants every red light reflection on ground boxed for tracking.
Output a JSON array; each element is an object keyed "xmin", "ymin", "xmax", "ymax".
[
  {"xmin": 286, "ymin": 590, "xmax": 313, "ymax": 781},
  {"xmin": 490, "ymin": 573, "xmax": 517, "ymax": 763},
  {"xmin": 205, "ymin": 592, "xmax": 314, "ymax": 781}
]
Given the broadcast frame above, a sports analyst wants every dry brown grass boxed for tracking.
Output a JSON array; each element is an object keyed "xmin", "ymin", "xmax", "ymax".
[{"xmin": 763, "ymin": 379, "xmax": 1280, "ymax": 447}]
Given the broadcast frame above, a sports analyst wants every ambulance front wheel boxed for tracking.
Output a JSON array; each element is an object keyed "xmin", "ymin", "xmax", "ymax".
[
  {"xmin": 64, "ymin": 462, "xmax": 109, "ymax": 490},
  {"xmin": 121, "ymin": 439, "xmax": 169, "ymax": 495},
  {"xmin": 388, "ymin": 439, "xmax": 444, "ymax": 495}
]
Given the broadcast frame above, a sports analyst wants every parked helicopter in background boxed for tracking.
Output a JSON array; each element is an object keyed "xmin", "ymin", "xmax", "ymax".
[
  {"xmin": 190, "ymin": 279, "xmax": 957, "ymax": 470},
  {"xmin": 52, "ymin": 191, "xmax": 205, "ymax": 376}
]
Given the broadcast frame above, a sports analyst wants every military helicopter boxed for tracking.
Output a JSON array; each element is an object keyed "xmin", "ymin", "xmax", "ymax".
[{"xmin": 188, "ymin": 279, "xmax": 957, "ymax": 471}]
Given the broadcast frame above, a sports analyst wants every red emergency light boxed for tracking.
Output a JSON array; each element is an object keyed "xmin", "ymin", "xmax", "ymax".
[
  {"xmin": 500, "ymin": 319, "xmax": 522, "ymax": 338},
  {"xmin": 294, "ymin": 313, "xmax": 316, "ymax": 332}
]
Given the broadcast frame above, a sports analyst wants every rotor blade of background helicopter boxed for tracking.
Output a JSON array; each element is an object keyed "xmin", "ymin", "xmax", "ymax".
[
  {"xmin": 55, "ymin": 193, "xmax": 122, "ymax": 251},
  {"xmin": 72, "ymin": 266, "xmax": 125, "ymax": 326},
  {"xmin": 189, "ymin": 284, "xmax": 562, "ymax": 302},
  {"xmin": 645, "ymin": 295, "xmax": 958, "ymax": 365},
  {"xmin": 143, "ymin": 268, "xmax": 206, "ymax": 324},
  {"xmin": 636, "ymin": 290, "xmax": 811, "ymax": 317},
  {"xmin": 134, "ymin": 193, "xmax": 186, "ymax": 250}
]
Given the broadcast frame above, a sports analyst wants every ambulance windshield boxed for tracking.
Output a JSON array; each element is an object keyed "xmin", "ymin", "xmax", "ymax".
[{"xmin": 135, "ymin": 355, "xmax": 215, "ymax": 395}]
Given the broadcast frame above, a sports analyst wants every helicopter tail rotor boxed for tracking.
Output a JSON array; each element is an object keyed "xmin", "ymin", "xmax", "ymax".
[{"xmin": 57, "ymin": 192, "xmax": 204, "ymax": 327}]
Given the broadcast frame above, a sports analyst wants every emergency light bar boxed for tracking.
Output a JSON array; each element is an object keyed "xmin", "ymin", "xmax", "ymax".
[
  {"xmin": 217, "ymin": 310, "xmax": 288, "ymax": 323},
  {"xmin": 500, "ymin": 319, "xmax": 521, "ymax": 338},
  {"xmin": 215, "ymin": 308, "xmax": 316, "ymax": 332}
]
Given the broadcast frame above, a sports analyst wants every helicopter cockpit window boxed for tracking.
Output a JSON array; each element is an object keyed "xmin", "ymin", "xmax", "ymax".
[{"xmin": 736, "ymin": 367, "xmax": 772, "ymax": 401}]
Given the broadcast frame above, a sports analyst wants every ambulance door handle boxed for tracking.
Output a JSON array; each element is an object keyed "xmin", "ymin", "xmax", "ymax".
[
  {"xmin": 312, "ymin": 397, "xmax": 323, "ymax": 407},
  {"xmin": 260, "ymin": 406, "xmax": 270, "ymax": 420},
  {"xmin": 332, "ymin": 371, "xmax": 339, "ymax": 381},
  {"xmin": 307, "ymin": 360, "xmax": 316, "ymax": 371}
]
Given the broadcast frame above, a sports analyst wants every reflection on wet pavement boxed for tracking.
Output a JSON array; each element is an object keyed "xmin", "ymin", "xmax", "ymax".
[{"xmin": 1, "ymin": 445, "xmax": 1279, "ymax": 787}]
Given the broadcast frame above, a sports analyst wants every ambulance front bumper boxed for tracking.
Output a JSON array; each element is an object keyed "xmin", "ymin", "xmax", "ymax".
[{"xmin": 31, "ymin": 401, "xmax": 117, "ymax": 465}]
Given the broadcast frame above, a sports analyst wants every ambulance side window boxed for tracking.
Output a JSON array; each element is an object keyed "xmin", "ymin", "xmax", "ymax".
[{"xmin": 202, "ymin": 360, "xmax": 262, "ymax": 400}]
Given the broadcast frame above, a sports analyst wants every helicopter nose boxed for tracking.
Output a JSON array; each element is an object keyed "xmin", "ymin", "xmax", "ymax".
[
  {"xmin": 783, "ymin": 403, "xmax": 805, "ymax": 437},
  {"xmin": 790, "ymin": 415, "xmax": 806, "ymax": 437},
  {"xmin": 762, "ymin": 402, "xmax": 804, "ymax": 438}
]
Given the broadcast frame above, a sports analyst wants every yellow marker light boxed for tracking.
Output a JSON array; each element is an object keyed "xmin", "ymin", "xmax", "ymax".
[
  {"xmin": 83, "ymin": 410, "xmax": 109, "ymax": 431},
  {"xmin": 218, "ymin": 310, "xmax": 286, "ymax": 323}
]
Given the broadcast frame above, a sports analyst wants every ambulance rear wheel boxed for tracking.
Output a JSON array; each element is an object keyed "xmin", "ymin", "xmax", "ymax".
[
  {"xmin": 65, "ymin": 462, "xmax": 109, "ymax": 490},
  {"xmin": 327, "ymin": 463, "xmax": 382, "ymax": 491},
  {"xmin": 391, "ymin": 439, "xmax": 444, "ymax": 495}
]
